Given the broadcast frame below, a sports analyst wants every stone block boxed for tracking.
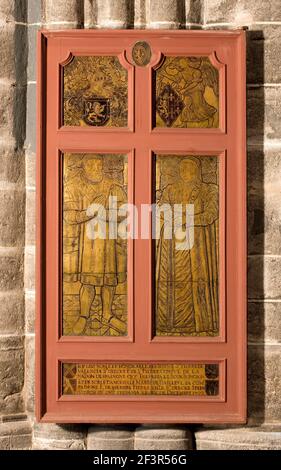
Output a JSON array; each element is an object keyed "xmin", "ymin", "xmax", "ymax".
[
  {"xmin": 248, "ymin": 150, "xmax": 281, "ymax": 256},
  {"xmin": 248, "ymin": 345, "xmax": 281, "ymax": 423},
  {"xmin": 0, "ymin": 1, "xmax": 27, "ymax": 23},
  {"xmin": 195, "ymin": 426, "xmax": 281, "ymax": 450},
  {"xmin": 87, "ymin": 425, "xmax": 134, "ymax": 450},
  {"xmin": 25, "ymin": 292, "xmax": 35, "ymax": 334},
  {"xmin": 248, "ymin": 301, "xmax": 281, "ymax": 344},
  {"xmin": 42, "ymin": 0, "xmax": 84, "ymax": 28},
  {"xmin": 25, "ymin": 83, "xmax": 36, "ymax": 153},
  {"xmin": 96, "ymin": 0, "xmax": 134, "ymax": 29},
  {"xmin": 33, "ymin": 423, "xmax": 86, "ymax": 450},
  {"xmin": 0, "ymin": 188, "xmax": 25, "ymax": 246},
  {"xmin": 0, "ymin": 291, "xmax": 24, "ymax": 335},
  {"xmin": 134, "ymin": 425, "xmax": 193, "ymax": 450},
  {"xmin": 0, "ymin": 420, "xmax": 32, "ymax": 450},
  {"xmin": 28, "ymin": 0, "xmax": 42, "ymax": 24},
  {"xmin": 248, "ymin": 256, "xmax": 281, "ymax": 300},
  {"xmin": 205, "ymin": 0, "xmax": 281, "ymax": 24},
  {"xmin": 185, "ymin": 0, "xmax": 204, "ymax": 26},
  {"xmin": 25, "ymin": 151, "xmax": 36, "ymax": 188},
  {"xmin": 0, "ymin": 144, "xmax": 25, "ymax": 184},
  {"xmin": 24, "ymin": 246, "xmax": 35, "ymax": 291},
  {"xmin": 0, "ymin": 24, "xmax": 16, "ymax": 80},
  {"xmin": 133, "ymin": 0, "xmax": 146, "ymax": 29},
  {"xmin": 247, "ymin": 87, "xmax": 281, "ymax": 143},
  {"xmin": 0, "ymin": 335, "xmax": 24, "ymax": 414},
  {"xmin": 27, "ymin": 25, "xmax": 40, "ymax": 82},
  {"xmin": 0, "ymin": 82, "xmax": 27, "ymax": 146},
  {"xmin": 25, "ymin": 335, "xmax": 35, "ymax": 413},
  {"xmin": 247, "ymin": 26, "xmax": 281, "ymax": 84},
  {"xmin": 0, "ymin": 248, "xmax": 23, "ymax": 291},
  {"xmin": 25, "ymin": 190, "xmax": 35, "ymax": 245},
  {"xmin": 147, "ymin": 0, "xmax": 185, "ymax": 29}
]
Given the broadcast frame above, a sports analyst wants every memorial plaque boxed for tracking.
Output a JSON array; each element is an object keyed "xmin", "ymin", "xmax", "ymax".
[
  {"xmin": 37, "ymin": 30, "xmax": 246, "ymax": 424},
  {"xmin": 155, "ymin": 56, "xmax": 219, "ymax": 128},
  {"xmin": 63, "ymin": 363, "xmax": 219, "ymax": 396}
]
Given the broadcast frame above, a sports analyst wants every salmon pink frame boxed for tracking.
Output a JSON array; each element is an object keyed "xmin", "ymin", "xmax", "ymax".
[{"xmin": 36, "ymin": 30, "xmax": 247, "ymax": 423}]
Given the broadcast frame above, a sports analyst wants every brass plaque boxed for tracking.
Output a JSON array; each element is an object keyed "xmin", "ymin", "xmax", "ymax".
[
  {"xmin": 155, "ymin": 155, "xmax": 219, "ymax": 336},
  {"xmin": 63, "ymin": 363, "xmax": 219, "ymax": 396},
  {"xmin": 155, "ymin": 56, "xmax": 219, "ymax": 128},
  {"xmin": 63, "ymin": 56, "xmax": 128, "ymax": 127},
  {"xmin": 62, "ymin": 153, "xmax": 128, "ymax": 336},
  {"xmin": 132, "ymin": 41, "xmax": 151, "ymax": 66}
]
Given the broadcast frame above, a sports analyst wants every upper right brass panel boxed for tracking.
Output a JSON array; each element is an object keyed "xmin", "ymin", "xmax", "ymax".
[{"xmin": 155, "ymin": 56, "xmax": 219, "ymax": 128}]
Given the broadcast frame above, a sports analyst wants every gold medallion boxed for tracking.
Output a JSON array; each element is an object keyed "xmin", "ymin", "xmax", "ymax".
[{"xmin": 132, "ymin": 41, "xmax": 151, "ymax": 66}]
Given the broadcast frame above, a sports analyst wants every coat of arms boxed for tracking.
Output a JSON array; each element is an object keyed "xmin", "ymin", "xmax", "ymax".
[{"xmin": 83, "ymin": 97, "xmax": 110, "ymax": 126}]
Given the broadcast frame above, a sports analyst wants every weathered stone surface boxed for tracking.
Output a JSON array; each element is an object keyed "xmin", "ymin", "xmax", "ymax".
[
  {"xmin": 33, "ymin": 423, "xmax": 86, "ymax": 440},
  {"xmin": 25, "ymin": 190, "xmax": 35, "ymax": 245},
  {"xmin": 205, "ymin": 0, "xmax": 281, "ymax": 23},
  {"xmin": 248, "ymin": 345, "xmax": 281, "ymax": 423},
  {"xmin": 134, "ymin": 425, "xmax": 193, "ymax": 450},
  {"xmin": 0, "ymin": 336, "xmax": 24, "ymax": 414},
  {"xmin": 0, "ymin": 189, "xmax": 25, "ymax": 246},
  {"xmin": 0, "ymin": 248, "xmax": 23, "ymax": 291},
  {"xmin": 248, "ymin": 150, "xmax": 281, "ymax": 255},
  {"xmin": 25, "ymin": 292, "xmax": 35, "ymax": 334},
  {"xmin": 247, "ymin": 87, "xmax": 281, "ymax": 142},
  {"xmin": 0, "ymin": 82, "xmax": 27, "ymax": 145},
  {"xmin": 25, "ymin": 151, "xmax": 36, "ymax": 188},
  {"xmin": 195, "ymin": 426, "xmax": 281, "ymax": 450},
  {"xmin": 87, "ymin": 425, "xmax": 134, "ymax": 450},
  {"xmin": 0, "ymin": 1, "xmax": 27, "ymax": 23},
  {"xmin": 0, "ymin": 144, "xmax": 25, "ymax": 184},
  {"xmin": 27, "ymin": 0, "xmax": 41, "ymax": 24},
  {"xmin": 25, "ymin": 83, "xmax": 36, "ymax": 153},
  {"xmin": 247, "ymin": 26, "xmax": 281, "ymax": 84},
  {"xmin": 24, "ymin": 246, "xmax": 35, "ymax": 291},
  {"xmin": 0, "ymin": 420, "xmax": 32, "ymax": 450},
  {"xmin": 133, "ymin": 0, "xmax": 146, "ymax": 29},
  {"xmin": 24, "ymin": 335, "xmax": 34, "ymax": 413},
  {"xmin": 147, "ymin": 0, "xmax": 185, "ymax": 29},
  {"xmin": 42, "ymin": 0, "xmax": 84, "ymax": 28},
  {"xmin": 0, "ymin": 291, "xmax": 24, "ymax": 335},
  {"xmin": 33, "ymin": 423, "xmax": 86, "ymax": 450},
  {"xmin": 27, "ymin": 25, "xmax": 41, "ymax": 82},
  {"xmin": 96, "ymin": 0, "xmax": 134, "ymax": 29},
  {"xmin": 0, "ymin": 22, "xmax": 27, "ymax": 84},
  {"xmin": 84, "ymin": 0, "xmax": 98, "ymax": 28},
  {"xmin": 248, "ymin": 256, "xmax": 281, "ymax": 300},
  {"xmin": 185, "ymin": 0, "xmax": 204, "ymax": 25},
  {"xmin": 248, "ymin": 301, "xmax": 281, "ymax": 344}
]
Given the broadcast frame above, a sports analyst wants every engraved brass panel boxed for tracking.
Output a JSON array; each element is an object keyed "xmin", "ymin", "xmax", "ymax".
[
  {"xmin": 155, "ymin": 56, "xmax": 219, "ymax": 128},
  {"xmin": 155, "ymin": 155, "xmax": 219, "ymax": 336},
  {"xmin": 63, "ymin": 363, "xmax": 219, "ymax": 396},
  {"xmin": 63, "ymin": 56, "xmax": 128, "ymax": 127},
  {"xmin": 62, "ymin": 153, "xmax": 128, "ymax": 336}
]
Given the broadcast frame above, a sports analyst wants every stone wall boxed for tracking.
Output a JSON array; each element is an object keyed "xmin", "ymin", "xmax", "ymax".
[{"xmin": 0, "ymin": 0, "xmax": 280, "ymax": 450}]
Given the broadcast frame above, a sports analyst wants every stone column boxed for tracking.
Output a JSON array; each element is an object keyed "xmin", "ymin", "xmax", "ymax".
[
  {"xmin": 0, "ymin": 0, "xmax": 31, "ymax": 450},
  {"xmin": 195, "ymin": 0, "xmax": 281, "ymax": 450}
]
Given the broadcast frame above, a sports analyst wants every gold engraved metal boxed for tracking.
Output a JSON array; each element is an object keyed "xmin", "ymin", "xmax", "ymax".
[
  {"xmin": 62, "ymin": 153, "xmax": 128, "ymax": 336},
  {"xmin": 155, "ymin": 56, "xmax": 219, "ymax": 128},
  {"xmin": 63, "ymin": 56, "xmax": 128, "ymax": 127},
  {"xmin": 132, "ymin": 41, "xmax": 151, "ymax": 67},
  {"xmin": 63, "ymin": 363, "xmax": 219, "ymax": 396},
  {"xmin": 155, "ymin": 155, "xmax": 219, "ymax": 336}
]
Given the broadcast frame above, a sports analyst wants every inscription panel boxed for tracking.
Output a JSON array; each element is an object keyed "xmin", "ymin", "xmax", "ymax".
[{"xmin": 63, "ymin": 363, "xmax": 219, "ymax": 396}]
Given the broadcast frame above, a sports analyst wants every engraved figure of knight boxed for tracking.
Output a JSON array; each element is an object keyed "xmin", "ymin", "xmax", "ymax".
[{"xmin": 63, "ymin": 155, "xmax": 127, "ymax": 336}]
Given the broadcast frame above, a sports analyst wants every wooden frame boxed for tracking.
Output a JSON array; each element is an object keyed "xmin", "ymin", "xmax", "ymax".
[{"xmin": 36, "ymin": 30, "xmax": 247, "ymax": 423}]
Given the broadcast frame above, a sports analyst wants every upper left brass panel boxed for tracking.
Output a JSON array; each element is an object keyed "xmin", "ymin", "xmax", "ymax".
[{"xmin": 63, "ymin": 56, "xmax": 128, "ymax": 127}]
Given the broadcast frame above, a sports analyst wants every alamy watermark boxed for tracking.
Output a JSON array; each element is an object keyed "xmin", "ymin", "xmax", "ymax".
[{"xmin": 85, "ymin": 196, "xmax": 194, "ymax": 250}]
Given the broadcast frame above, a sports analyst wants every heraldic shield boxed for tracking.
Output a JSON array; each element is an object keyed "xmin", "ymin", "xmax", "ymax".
[{"xmin": 83, "ymin": 97, "xmax": 110, "ymax": 126}]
